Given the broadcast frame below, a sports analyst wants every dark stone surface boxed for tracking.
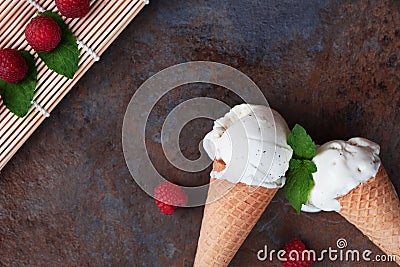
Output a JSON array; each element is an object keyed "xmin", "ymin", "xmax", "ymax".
[{"xmin": 1, "ymin": 0, "xmax": 399, "ymax": 266}]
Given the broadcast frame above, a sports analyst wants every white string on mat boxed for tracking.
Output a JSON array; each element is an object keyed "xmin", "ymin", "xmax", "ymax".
[
  {"xmin": 27, "ymin": 0, "xmax": 45, "ymax": 12},
  {"xmin": 76, "ymin": 40, "xmax": 100, "ymax": 61},
  {"xmin": 26, "ymin": 0, "xmax": 100, "ymax": 61},
  {"xmin": 31, "ymin": 100, "xmax": 50, "ymax": 117}
]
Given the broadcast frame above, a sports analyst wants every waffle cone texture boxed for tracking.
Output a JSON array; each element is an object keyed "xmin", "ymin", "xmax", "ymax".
[
  {"xmin": 337, "ymin": 165, "xmax": 400, "ymax": 265},
  {"xmin": 194, "ymin": 160, "xmax": 278, "ymax": 267}
]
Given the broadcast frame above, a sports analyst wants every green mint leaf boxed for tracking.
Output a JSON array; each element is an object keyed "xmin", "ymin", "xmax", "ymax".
[
  {"xmin": 289, "ymin": 158, "xmax": 317, "ymax": 172},
  {"xmin": 288, "ymin": 157, "xmax": 301, "ymax": 170},
  {"xmin": 284, "ymin": 159, "xmax": 317, "ymax": 213},
  {"xmin": 287, "ymin": 124, "xmax": 316, "ymax": 160},
  {"xmin": 0, "ymin": 51, "xmax": 37, "ymax": 117},
  {"xmin": 37, "ymin": 11, "xmax": 79, "ymax": 79},
  {"xmin": 284, "ymin": 124, "xmax": 318, "ymax": 213}
]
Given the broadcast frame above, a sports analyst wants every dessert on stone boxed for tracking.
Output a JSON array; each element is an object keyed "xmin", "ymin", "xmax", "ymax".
[
  {"xmin": 300, "ymin": 138, "xmax": 400, "ymax": 265},
  {"xmin": 194, "ymin": 104, "xmax": 293, "ymax": 266}
]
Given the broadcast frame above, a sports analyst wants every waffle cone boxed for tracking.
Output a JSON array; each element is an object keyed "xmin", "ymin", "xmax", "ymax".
[
  {"xmin": 194, "ymin": 160, "xmax": 278, "ymax": 267},
  {"xmin": 337, "ymin": 165, "xmax": 400, "ymax": 265}
]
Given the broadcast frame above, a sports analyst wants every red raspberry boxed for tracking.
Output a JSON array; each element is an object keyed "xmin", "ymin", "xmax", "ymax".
[
  {"xmin": 55, "ymin": 0, "xmax": 90, "ymax": 18},
  {"xmin": 0, "ymin": 49, "xmax": 28, "ymax": 84},
  {"xmin": 281, "ymin": 239, "xmax": 314, "ymax": 267},
  {"xmin": 154, "ymin": 182, "xmax": 188, "ymax": 215},
  {"xmin": 25, "ymin": 16, "xmax": 61, "ymax": 52}
]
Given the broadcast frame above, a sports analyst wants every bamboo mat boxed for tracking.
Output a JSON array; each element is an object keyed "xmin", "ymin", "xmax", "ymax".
[{"xmin": 0, "ymin": 0, "xmax": 147, "ymax": 170}]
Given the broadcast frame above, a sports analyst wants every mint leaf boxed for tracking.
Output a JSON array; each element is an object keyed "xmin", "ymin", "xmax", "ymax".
[
  {"xmin": 287, "ymin": 124, "xmax": 316, "ymax": 160},
  {"xmin": 0, "ymin": 51, "xmax": 37, "ymax": 117},
  {"xmin": 284, "ymin": 159, "xmax": 317, "ymax": 213},
  {"xmin": 284, "ymin": 124, "xmax": 318, "ymax": 213},
  {"xmin": 288, "ymin": 158, "xmax": 317, "ymax": 172},
  {"xmin": 37, "ymin": 11, "xmax": 79, "ymax": 79}
]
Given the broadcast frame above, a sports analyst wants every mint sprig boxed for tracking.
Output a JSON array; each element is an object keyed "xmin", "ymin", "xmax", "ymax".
[
  {"xmin": 284, "ymin": 124, "xmax": 317, "ymax": 213},
  {"xmin": 287, "ymin": 124, "xmax": 316, "ymax": 159},
  {"xmin": 284, "ymin": 159, "xmax": 317, "ymax": 213},
  {"xmin": 0, "ymin": 51, "xmax": 37, "ymax": 117},
  {"xmin": 37, "ymin": 11, "xmax": 79, "ymax": 79}
]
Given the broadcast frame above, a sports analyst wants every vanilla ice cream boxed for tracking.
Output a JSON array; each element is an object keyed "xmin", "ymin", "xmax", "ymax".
[
  {"xmin": 302, "ymin": 137, "xmax": 381, "ymax": 212},
  {"xmin": 202, "ymin": 104, "xmax": 293, "ymax": 188}
]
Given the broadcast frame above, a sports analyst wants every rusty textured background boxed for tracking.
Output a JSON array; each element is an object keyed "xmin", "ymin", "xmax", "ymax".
[{"xmin": 0, "ymin": 0, "xmax": 399, "ymax": 266}]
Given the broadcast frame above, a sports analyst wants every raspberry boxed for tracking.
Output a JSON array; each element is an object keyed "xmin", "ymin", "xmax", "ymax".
[
  {"xmin": 25, "ymin": 16, "xmax": 61, "ymax": 52},
  {"xmin": 154, "ymin": 200, "xmax": 176, "ymax": 215},
  {"xmin": 281, "ymin": 239, "xmax": 314, "ymax": 267},
  {"xmin": 55, "ymin": 0, "xmax": 90, "ymax": 18},
  {"xmin": 154, "ymin": 182, "xmax": 188, "ymax": 215},
  {"xmin": 0, "ymin": 49, "xmax": 28, "ymax": 84}
]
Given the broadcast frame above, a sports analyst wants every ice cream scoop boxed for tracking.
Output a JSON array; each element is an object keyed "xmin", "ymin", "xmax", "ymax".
[
  {"xmin": 301, "ymin": 137, "xmax": 381, "ymax": 212},
  {"xmin": 202, "ymin": 103, "xmax": 293, "ymax": 188}
]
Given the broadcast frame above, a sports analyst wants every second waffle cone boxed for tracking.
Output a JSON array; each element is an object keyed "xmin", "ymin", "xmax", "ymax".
[{"xmin": 337, "ymin": 165, "xmax": 400, "ymax": 265}]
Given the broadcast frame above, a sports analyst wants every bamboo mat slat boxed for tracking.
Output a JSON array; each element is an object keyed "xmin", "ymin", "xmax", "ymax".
[{"xmin": 0, "ymin": 0, "xmax": 146, "ymax": 170}]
